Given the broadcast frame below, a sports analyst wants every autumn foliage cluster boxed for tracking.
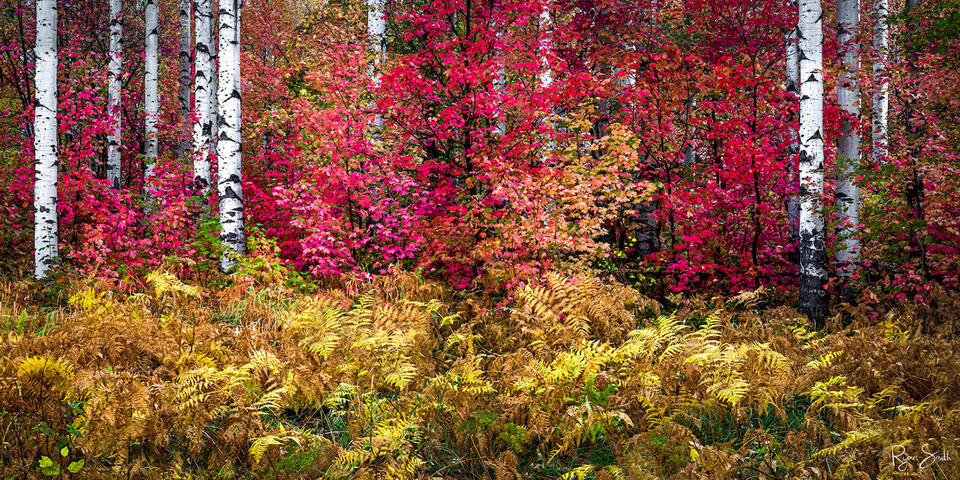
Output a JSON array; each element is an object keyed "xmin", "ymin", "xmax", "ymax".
[
  {"xmin": 0, "ymin": 0, "xmax": 958, "ymax": 305},
  {"xmin": 2, "ymin": 0, "xmax": 960, "ymax": 477},
  {"xmin": 1, "ymin": 248, "xmax": 959, "ymax": 479}
]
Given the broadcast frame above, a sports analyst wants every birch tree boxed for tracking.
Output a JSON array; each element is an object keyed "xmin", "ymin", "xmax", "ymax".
[
  {"xmin": 837, "ymin": 0, "xmax": 861, "ymax": 299},
  {"xmin": 209, "ymin": 17, "xmax": 219, "ymax": 154},
  {"xmin": 192, "ymin": 0, "xmax": 213, "ymax": 191},
  {"xmin": 494, "ymin": 24, "xmax": 506, "ymax": 137},
  {"xmin": 144, "ymin": 0, "xmax": 159, "ymax": 180},
  {"xmin": 34, "ymin": 0, "xmax": 58, "ymax": 280},
  {"xmin": 872, "ymin": 0, "xmax": 888, "ymax": 163},
  {"xmin": 683, "ymin": 95, "xmax": 697, "ymax": 166},
  {"xmin": 217, "ymin": 0, "xmax": 244, "ymax": 271},
  {"xmin": 367, "ymin": 0, "xmax": 386, "ymax": 131},
  {"xmin": 538, "ymin": 1, "xmax": 553, "ymax": 89},
  {"xmin": 177, "ymin": 0, "xmax": 192, "ymax": 159},
  {"xmin": 539, "ymin": 0, "xmax": 554, "ymax": 158},
  {"xmin": 797, "ymin": 0, "xmax": 828, "ymax": 325},
  {"xmin": 106, "ymin": 0, "xmax": 122, "ymax": 188},
  {"xmin": 785, "ymin": 0, "xmax": 800, "ymax": 245}
]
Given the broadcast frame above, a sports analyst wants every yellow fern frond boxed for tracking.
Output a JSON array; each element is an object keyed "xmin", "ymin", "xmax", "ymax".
[
  {"xmin": 16, "ymin": 356, "xmax": 74, "ymax": 397},
  {"xmin": 560, "ymin": 464, "xmax": 596, "ymax": 480},
  {"xmin": 384, "ymin": 361, "xmax": 418, "ymax": 390},
  {"xmin": 147, "ymin": 271, "xmax": 200, "ymax": 298},
  {"xmin": 806, "ymin": 350, "xmax": 843, "ymax": 370},
  {"xmin": 813, "ymin": 428, "xmax": 882, "ymax": 458}
]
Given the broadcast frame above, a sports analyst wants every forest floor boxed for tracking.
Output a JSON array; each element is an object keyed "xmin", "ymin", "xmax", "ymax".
[{"xmin": 1, "ymin": 257, "xmax": 959, "ymax": 479}]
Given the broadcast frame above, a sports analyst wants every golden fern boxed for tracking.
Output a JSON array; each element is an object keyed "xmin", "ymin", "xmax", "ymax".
[
  {"xmin": 147, "ymin": 271, "xmax": 200, "ymax": 298},
  {"xmin": 16, "ymin": 356, "xmax": 75, "ymax": 399}
]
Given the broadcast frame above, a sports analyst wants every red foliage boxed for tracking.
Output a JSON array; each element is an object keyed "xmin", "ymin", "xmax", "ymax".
[{"xmin": 0, "ymin": 0, "xmax": 957, "ymax": 307}]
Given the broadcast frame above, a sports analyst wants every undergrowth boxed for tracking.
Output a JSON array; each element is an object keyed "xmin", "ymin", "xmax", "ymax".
[{"xmin": 1, "ymin": 249, "xmax": 958, "ymax": 479}]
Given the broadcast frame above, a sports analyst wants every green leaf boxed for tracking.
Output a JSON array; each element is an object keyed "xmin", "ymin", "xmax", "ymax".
[
  {"xmin": 54, "ymin": 437, "xmax": 70, "ymax": 452},
  {"xmin": 37, "ymin": 421, "xmax": 55, "ymax": 437},
  {"xmin": 67, "ymin": 459, "xmax": 85, "ymax": 473},
  {"xmin": 38, "ymin": 456, "xmax": 60, "ymax": 476},
  {"xmin": 66, "ymin": 424, "xmax": 84, "ymax": 437},
  {"xmin": 60, "ymin": 445, "xmax": 69, "ymax": 457}
]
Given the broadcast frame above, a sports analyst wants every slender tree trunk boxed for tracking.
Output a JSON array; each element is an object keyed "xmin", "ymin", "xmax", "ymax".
[
  {"xmin": 106, "ymin": 0, "xmax": 122, "ymax": 189},
  {"xmin": 798, "ymin": 0, "xmax": 828, "ymax": 326},
  {"xmin": 494, "ymin": 24, "xmax": 506, "ymax": 137},
  {"xmin": 621, "ymin": 44, "xmax": 637, "ymax": 87},
  {"xmin": 367, "ymin": 0, "xmax": 386, "ymax": 131},
  {"xmin": 210, "ymin": 14, "xmax": 219, "ymax": 151},
  {"xmin": 235, "ymin": 0, "xmax": 241, "ymax": 109},
  {"xmin": 34, "ymin": 0, "xmax": 58, "ymax": 280},
  {"xmin": 683, "ymin": 95, "xmax": 697, "ymax": 166},
  {"xmin": 902, "ymin": 0, "xmax": 930, "ymax": 280},
  {"xmin": 177, "ymin": 0, "xmax": 192, "ymax": 159},
  {"xmin": 617, "ymin": 25, "xmax": 656, "ymax": 259},
  {"xmin": 872, "ymin": 0, "xmax": 888, "ymax": 163},
  {"xmin": 217, "ymin": 0, "xmax": 244, "ymax": 271},
  {"xmin": 234, "ymin": 0, "xmax": 242, "ymax": 147},
  {"xmin": 837, "ymin": 0, "xmax": 861, "ymax": 301},
  {"xmin": 538, "ymin": 1, "xmax": 552, "ymax": 89},
  {"xmin": 144, "ymin": 0, "xmax": 159, "ymax": 181},
  {"xmin": 539, "ymin": 0, "xmax": 554, "ymax": 160},
  {"xmin": 192, "ymin": 0, "xmax": 213, "ymax": 192},
  {"xmin": 785, "ymin": 5, "xmax": 800, "ymax": 246}
]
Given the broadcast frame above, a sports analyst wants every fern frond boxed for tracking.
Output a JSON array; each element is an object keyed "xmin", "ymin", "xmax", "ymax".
[
  {"xmin": 147, "ymin": 271, "xmax": 200, "ymax": 298},
  {"xmin": 813, "ymin": 428, "xmax": 882, "ymax": 458},
  {"xmin": 560, "ymin": 465, "xmax": 596, "ymax": 480}
]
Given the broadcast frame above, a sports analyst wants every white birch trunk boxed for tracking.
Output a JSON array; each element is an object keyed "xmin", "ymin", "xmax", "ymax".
[
  {"xmin": 798, "ymin": 0, "xmax": 828, "ymax": 324},
  {"xmin": 785, "ymin": 6, "xmax": 800, "ymax": 245},
  {"xmin": 106, "ymin": 0, "xmax": 122, "ymax": 188},
  {"xmin": 494, "ymin": 25, "xmax": 506, "ymax": 137},
  {"xmin": 234, "ymin": 0, "xmax": 241, "ymax": 124},
  {"xmin": 683, "ymin": 95, "xmax": 697, "ymax": 166},
  {"xmin": 367, "ymin": 0, "xmax": 385, "ymax": 131},
  {"xmin": 177, "ymin": 0, "xmax": 192, "ymax": 159},
  {"xmin": 837, "ymin": 0, "xmax": 861, "ymax": 296},
  {"xmin": 495, "ymin": 64, "xmax": 506, "ymax": 136},
  {"xmin": 539, "ymin": 0, "xmax": 554, "ymax": 159},
  {"xmin": 192, "ymin": 0, "xmax": 213, "ymax": 191},
  {"xmin": 34, "ymin": 0, "xmax": 58, "ymax": 280},
  {"xmin": 620, "ymin": 45, "xmax": 636, "ymax": 88},
  {"xmin": 144, "ymin": 0, "xmax": 159, "ymax": 180},
  {"xmin": 872, "ymin": 0, "xmax": 888, "ymax": 163},
  {"xmin": 217, "ymin": 0, "xmax": 244, "ymax": 271},
  {"xmin": 210, "ymin": 13, "xmax": 218, "ymax": 151},
  {"xmin": 538, "ymin": 2, "xmax": 553, "ymax": 89}
]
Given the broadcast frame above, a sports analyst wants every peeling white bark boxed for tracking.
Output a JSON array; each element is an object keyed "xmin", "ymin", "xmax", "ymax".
[
  {"xmin": 538, "ymin": 1, "xmax": 553, "ymax": 89},
  {"xmin": 494, "ymin": 25, "xmax": 506, "ymax": 137},
  {"xmin": 192, "ymin": 0, "xmax": 213, "ymax": 191},
  {"xmin": 210, "ymin": 15, "xmax": 219, "ymax": 150},
  {"xmin": 217, "ymin": 0, "xmax": 244, "ymax": 271},
  {"xmin": 798, "ymin": 0, "xmax": 828, "ymax": 324},
  {"xmin": 34, "ymin": 0, "xmax": 58, "ymax": 280},
  {"xmin": 785, "ymin": 1, "xmax": 800, "ymax": 244},
  {"xmin": 367, "ymin": 0, "xmax": 385, "ymax": 131},
  {"xmin": 872, "ymin": 0, "xmax": 888, "ymax": 163},
  {"xmin": 177, "ymin": 0, "xmax": 192, "ymax": 159},
  {"xmin": 683, "ymin": 95, "xmax": 697, "ymax": 166},
  {"xmin": 837, "ymin": 0, "xmax": 861, "ymax": 294},
  {"xmin": 106, "ymin": 0, "xmax": 122, "ymax": 188},
  {"xmin": 539, "ymin": 0, "xmax": 554, "ymax": 159},
  {"xmin": 144, "ymin": 0, "xmax": 159, "ymax": 180}
]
